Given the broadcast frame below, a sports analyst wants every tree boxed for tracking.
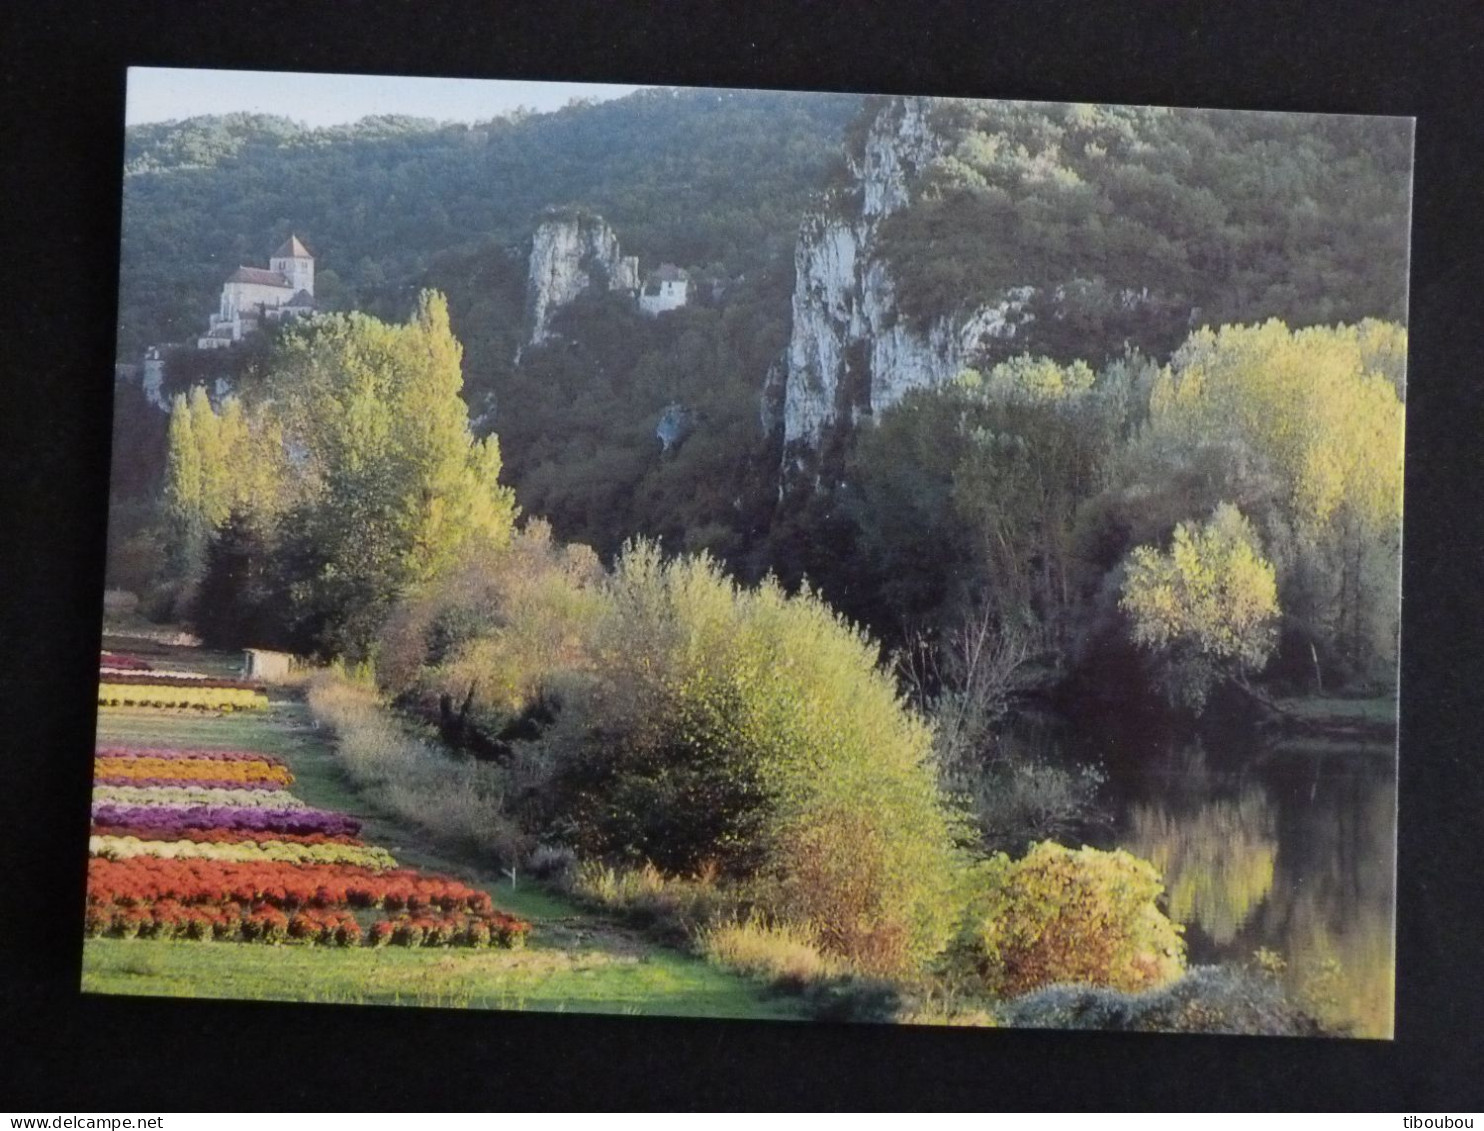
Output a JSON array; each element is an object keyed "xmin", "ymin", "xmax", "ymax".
[
  {"xmin": 1119, "ymin": 503, "xmax": 1279, "ymax": 712},
  {"xmin": 264, "ymin": 291, "xmax": 518, "ymax": 655},
  {"xmin": 163, "ymin": 387, "xmax": 292, "ymax": 601},
  {"xmin": 162, "ymin": 390, "xmax": 205, "ymax": 578},
  {"xmin": 192, "ymin": 509, "xmax": 284, "ymax": 649},
  {"xmin": 1143, "ymin": 320, "xmax": 1405, "ymax": 683},
  {"xmin": 950, "ymin": 358, "xmax": 1113, "ymax": 645}
]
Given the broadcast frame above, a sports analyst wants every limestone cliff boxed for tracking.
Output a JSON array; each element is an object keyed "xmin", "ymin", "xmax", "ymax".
[
  {"xmin": 524, "ymin": 212, "xmax": 640, "ymax": 353},
  {"xmin": 778, "ymin": 97, "xmax": 1035, "ymax": 463}
]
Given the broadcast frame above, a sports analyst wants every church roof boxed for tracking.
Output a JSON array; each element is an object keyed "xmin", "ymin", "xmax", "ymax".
[
  {"xmin": 648, "ymin": 263, "xmax": 689, "ymax": 283},
  {"xmin": 285, "ymin": 289, "xmax": 316, "ymax": 307},
  {"xmin": 226, "ymin": 266, "xmax": 293, "ymax": 288},
  {"xmin": 273, "ymin": 235, "xmax": 313, "ymax": 259}
]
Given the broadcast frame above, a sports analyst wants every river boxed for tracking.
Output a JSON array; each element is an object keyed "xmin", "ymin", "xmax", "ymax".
[{"xmin": 998, "ymin": 710, "xmax": 1398, "ymax": 1038}]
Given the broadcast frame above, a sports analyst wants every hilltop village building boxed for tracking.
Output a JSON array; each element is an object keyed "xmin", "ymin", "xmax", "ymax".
[
  {"xmin": 133, "ymin": 237, "xmax": 318, "ymax": 408},
  {"xmin": 639, "ymin": 264, "xmax": 691, "ymax": 315},
  {"xmin": 197, "ymin": 236, "xmax": 316, "ymax": 349}
]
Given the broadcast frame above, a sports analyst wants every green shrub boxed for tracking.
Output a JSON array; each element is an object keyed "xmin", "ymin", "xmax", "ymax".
[
  {"xmin": 378, "ymin": 521, "xmax": 605, "ymax": 715},
  {"xmin": 376, "ymin": 535, "xmax": 970, "ymax": 975},
  {"xmin": 569, "ymin": 543, "xmax": 969, "ymax": 973},
  {"xmin": 959, "ymin": 842, "xmax": 1185, "ymax": 997},
  {"xmin": 698, "ymin": 914, "xmax": 842, "ymax": 991},
  {"xmin": 797, "ymin": 974, "xmax": 904, "ymax": 1024},
  {"xmin": 568, "ymin": 861, "xmax": 734, "ymax": 946}
]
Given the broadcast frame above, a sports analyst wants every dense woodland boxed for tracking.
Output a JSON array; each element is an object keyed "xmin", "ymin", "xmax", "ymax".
[
  {"xmin": 118, "ymin": 89, "xmax": 862, "ymax": 357},
  {"xmin": 104, "ymin": 91, "xmax": 1409, "ymax": 1031}
]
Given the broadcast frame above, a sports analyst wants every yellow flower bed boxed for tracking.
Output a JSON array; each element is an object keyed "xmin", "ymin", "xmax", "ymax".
[{"xmin": 98, "ymin": 681, "xmax": 269, "ymax": 712}]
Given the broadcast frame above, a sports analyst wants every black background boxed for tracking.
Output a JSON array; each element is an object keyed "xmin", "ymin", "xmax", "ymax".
[{"xmin": 3, "ymin": 0, "xmax": 1482, "ymax": 1111}]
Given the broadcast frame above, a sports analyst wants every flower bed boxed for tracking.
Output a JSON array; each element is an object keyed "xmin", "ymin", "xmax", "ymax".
[
  {"xmin": 86, "ymin": 671, "xmax": 531, "ymax": 952},
  {"xmin": 87, "ymin": 859, "xmax": 495, "ymax": 914},
  {"xmin": 86, "ymin": 858, "xmax": 529, "ymax": 948},
  {"xmin": 84, "ymin": 900, "xmax": 362, "ymax": 946},
  {"xmin": 94, "ymin": 755, "xmax": 293, "ymax": 787},
  {"xmin": 369, "ymin": 912, "xmax": 530, "ymax": 949},
  {"xmin": 91, "ymin": 784, "xmax": 307, "ymax": 809},
  {"xmin": 98, "ymin": 681, "xmax": 269, "ymax": 712},
  {"xmin": 97, "ymin": 747, "xmax": 290, "ymax": 765},
  {"xmin": 90, "ymin": 825, "xmax": 364, "ymax": 848},
  {"xmin": 90, "ymin": 803, "xmax": 362, "ymax": 838},
  {"xmin": 90, "ymin": 834, "xmax": 397, "ymax": 869},
  {"xmin": 93, "ymin": 774, "xmax": 290, "ymax": 791},
  {"xmin": 99, "ymin": 652, "xmax": 152, "ymax": 671},
  {"xmin": 99, "ymin": 672, "xmax": 267, "ymax": 691}
]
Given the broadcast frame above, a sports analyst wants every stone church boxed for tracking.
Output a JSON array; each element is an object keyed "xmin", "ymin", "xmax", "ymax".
[{"xmin": 196, "ymin": 235, "xmax": 316, "ymax": 349}]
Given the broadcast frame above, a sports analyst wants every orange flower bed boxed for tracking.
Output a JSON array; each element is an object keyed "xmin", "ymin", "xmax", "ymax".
[{"xmin": 94, "ymin": 756, "xmax": 293, "ymax": 787}]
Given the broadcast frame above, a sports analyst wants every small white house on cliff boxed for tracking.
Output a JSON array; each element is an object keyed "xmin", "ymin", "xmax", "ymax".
[
  {"xmin": 639, "ymin": 264, "xmax": 690, "ymax": 316},
  {"xmin": 197, "ymin": 236, "xmax": 316, "ymax": 349}
]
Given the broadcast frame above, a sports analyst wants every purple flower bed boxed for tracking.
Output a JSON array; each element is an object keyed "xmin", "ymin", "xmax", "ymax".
[
  {"xmin": 90, "ymin": 804, "xmax": 361, "ymax": 838},
  {"xmin": 91, "ymin": 775, "xmax": 289, "ymax": 791}
]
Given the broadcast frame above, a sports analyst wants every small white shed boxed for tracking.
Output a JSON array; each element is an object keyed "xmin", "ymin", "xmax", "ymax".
[{"xmin": 242, "ymin": 648, "xmax": 296, "ymax": 683}]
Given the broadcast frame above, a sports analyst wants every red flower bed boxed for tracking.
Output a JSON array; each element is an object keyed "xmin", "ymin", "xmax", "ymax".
[
  {"xmin": 100, "ymin": 652, "xmax": 153, "ymax": 671},
  {"xmin": 83, "ymin": 900, "xmax": 362, "ymax": 945},
  {"xmin": 367, "ymin": 911, "xmax": 530, "ymax": 949},
  {"xmin": 88, "ymin": 858, "xmax": 499, "ymax": 915},
  {"xmin": 98, "ymin": 673, "xmax": 267, "ymax": 692},
  {"xmin": 90, "ymin": 825, "xmax": 364, "ymax": 848}
]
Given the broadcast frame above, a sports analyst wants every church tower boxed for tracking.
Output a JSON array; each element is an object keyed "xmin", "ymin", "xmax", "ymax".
[{"xmin": 269, "ymin": 235, "xmax": 314, "ymax": 297}]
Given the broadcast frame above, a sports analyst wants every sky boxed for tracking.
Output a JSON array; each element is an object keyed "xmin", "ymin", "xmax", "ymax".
[{"xmin": 125, "ymin": 68, "xmax": 648, "ymax": 128}]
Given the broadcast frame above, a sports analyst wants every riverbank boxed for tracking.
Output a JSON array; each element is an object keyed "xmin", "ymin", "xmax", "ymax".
[{"xmin": 1271, "ymin": 695, "xmax": 1399, "ymax": 745}]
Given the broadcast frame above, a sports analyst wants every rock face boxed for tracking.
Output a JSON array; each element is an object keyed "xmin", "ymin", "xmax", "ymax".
[
  {"xmin": 779, "ymin": 97, "xmax": 1035, "ymax": 463},
  {"xmin": 655, "ymin": 402, "xmax": 695, "ymax": 453},
  {"xmin": 524, "ymin": 213, "xmax": 639, "ymax": 352}
]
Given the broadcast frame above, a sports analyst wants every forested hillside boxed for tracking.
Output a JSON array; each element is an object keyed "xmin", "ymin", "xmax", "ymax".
[
  {"xmin": 114, "ymin": 90, "xmax": 1410, "ymax": 698},
  {"xmin": 877, "ymin": 99, "xmax": 1412, "ymax": 356},
  {"xmin": 117, "ymin": 89, "xmax": 864, "ymax": 357}
]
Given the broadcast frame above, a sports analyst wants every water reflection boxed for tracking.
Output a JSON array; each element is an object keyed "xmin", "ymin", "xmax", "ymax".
[
  {"xmin": 1127, "ymin": 784, "xmax": 1278, "ymax": 946},
  {"xmin": 1006, "ymin": 716, "xmax": 1397, "ymax": 1038},
  {"xmin": 1252, "ymin": 763, "xmax": 1397, "ymax": 1038}
]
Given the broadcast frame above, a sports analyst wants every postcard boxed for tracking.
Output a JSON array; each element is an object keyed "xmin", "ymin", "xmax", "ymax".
[{"xmin": 89, "ymin": 67, "xmax": 1409, "ymax": 1037}]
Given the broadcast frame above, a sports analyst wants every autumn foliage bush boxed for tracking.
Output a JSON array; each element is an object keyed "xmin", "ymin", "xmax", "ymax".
[
  {"xmin": 959, "ymin": 842, "xmax": 1186, "ymax": 998},
  {"xmin": 570, "ymin": 544, "xmax": 967, "ymax": 974}
]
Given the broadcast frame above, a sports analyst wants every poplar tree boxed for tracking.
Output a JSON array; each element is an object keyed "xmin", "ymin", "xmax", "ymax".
[{"xmin": 265, "ymin": 290, "xmax": 518, "ymax": 654}]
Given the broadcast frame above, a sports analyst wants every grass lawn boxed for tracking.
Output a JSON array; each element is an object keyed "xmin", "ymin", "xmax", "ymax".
[
  {"xmin": 81, "ymin": 937, "xmax": 801, "ymax": 1017},
  {"xmin": 84, "ymin": 663, "xmax": 805, "ymax": 1021}
]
